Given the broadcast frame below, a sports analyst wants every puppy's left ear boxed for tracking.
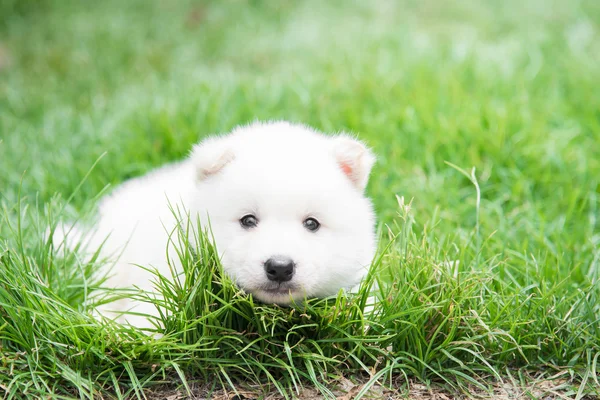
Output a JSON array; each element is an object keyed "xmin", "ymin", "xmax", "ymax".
[
  {"xmin": 331, "ymin": 135, "xmax": 376, "ymax": 191},
  {"xmin": 190, "ymin": 136, "xmax": 235, "ymax": 181}
]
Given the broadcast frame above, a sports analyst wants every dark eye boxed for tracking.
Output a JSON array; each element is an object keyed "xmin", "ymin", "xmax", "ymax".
[
  {"xmin": 303, "ymin": 217, "xmax": 320, "ymax": 232},
  {"xmin": 240, "ymin": 214, "xmax": 258, "ymax": 229}
]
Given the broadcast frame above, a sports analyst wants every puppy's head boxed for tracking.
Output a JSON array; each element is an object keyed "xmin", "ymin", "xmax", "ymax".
[{"xmin": 190, "ymin": 121, "xmax": 377, "ymax": 304}]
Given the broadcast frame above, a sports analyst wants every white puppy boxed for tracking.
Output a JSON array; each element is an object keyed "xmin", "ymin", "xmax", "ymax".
[{"xmin": 60, "ymin": 121, "xmax": 377, "ymax": 328}]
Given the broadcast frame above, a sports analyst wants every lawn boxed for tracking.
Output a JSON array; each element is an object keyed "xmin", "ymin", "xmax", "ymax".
[{"xmin": 1, "ymin": 0, "xmax": 599, "ymax": 398}]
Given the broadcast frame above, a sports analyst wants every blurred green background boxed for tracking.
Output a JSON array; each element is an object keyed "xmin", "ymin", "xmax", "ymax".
[{"xmin": 1, "ymin": 0, "xmax": 599, "ymax": 259}]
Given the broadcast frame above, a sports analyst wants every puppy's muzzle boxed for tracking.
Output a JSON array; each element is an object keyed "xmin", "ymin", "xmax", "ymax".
[{"xmin": 264, "ymin": 256, "xmax": 295, "ymax": 283}]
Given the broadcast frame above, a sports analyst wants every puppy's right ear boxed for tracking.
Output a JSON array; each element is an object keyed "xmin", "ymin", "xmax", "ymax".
[
  {"xmin": 190, "ymin": 137, "xmax": 235, "ymax": 181},
  {"xmin": 331, "ymin": 135, "xmax": 376, "ymax": 192}
]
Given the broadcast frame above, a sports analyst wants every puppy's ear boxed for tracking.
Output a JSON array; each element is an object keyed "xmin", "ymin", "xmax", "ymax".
[
  {"xmin": 190, "ymin": 136, "xmax": 235, "ymax": 181},
  {"xmin": 331, "ymin": 135, "xmax": 376, "ymax": 191}
]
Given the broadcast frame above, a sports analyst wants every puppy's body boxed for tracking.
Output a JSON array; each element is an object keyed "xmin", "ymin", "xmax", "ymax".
[{"xmin": 66, "ymin": 122, "xmax": 377, "ymax": 328}]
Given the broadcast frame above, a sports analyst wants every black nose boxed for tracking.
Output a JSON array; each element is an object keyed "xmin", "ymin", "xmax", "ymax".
[{"xmin": 264, "ymin": 257, "xmax": 295, "ymax": 283}]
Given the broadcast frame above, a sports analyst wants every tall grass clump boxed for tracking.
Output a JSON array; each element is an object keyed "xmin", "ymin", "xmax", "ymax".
[{"xmin": 1, "ymin": 193, "xmax": 598, "ymax": 398}]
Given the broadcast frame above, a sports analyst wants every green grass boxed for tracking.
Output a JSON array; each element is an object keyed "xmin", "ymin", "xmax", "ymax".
[{"xmin": 1, "ymin": 0, "xmax": 599, "ymax": 398}]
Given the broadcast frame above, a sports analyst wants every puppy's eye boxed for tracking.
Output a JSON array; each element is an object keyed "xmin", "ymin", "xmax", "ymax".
[
  {"xmin": 303, "ymin": 217, "xmax": 320, "ymax": 232},
  {"xmin": 240, "ymin": 214, "xmax": 258, "ymax": 228}
]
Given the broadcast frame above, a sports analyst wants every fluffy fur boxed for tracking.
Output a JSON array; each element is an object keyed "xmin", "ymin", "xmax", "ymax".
[{"xmin": 60, "ymin": 121, "xmax": 377, "ymax": 328}]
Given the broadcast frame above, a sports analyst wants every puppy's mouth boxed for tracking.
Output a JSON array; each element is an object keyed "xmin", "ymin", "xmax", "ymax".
[
  {"xmin": 259, "ymin": 282, "xmax": 299, "ymax": 295},
  {"xmin": 249, "ymin": 283, "xmax": 302, "ymax": 303}
]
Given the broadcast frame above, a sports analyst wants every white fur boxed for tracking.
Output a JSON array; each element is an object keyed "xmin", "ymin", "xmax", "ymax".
[{"xmin": 61, "ymin": 121, "xmax": 377, "ymax": 328}]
